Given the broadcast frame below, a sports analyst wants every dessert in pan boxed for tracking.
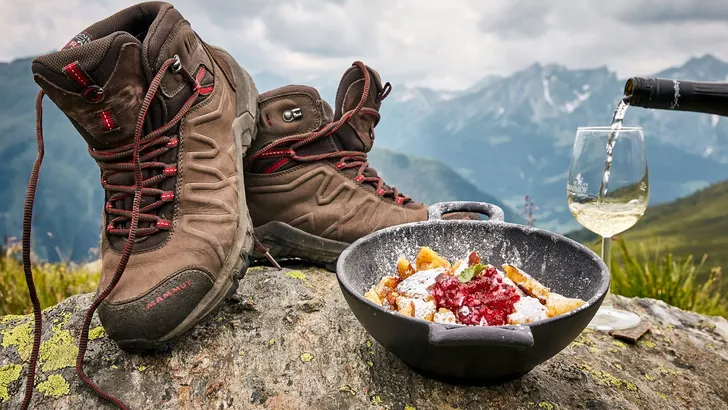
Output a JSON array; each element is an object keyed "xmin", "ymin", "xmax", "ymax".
[{"xmin": 365, "ymin": 247, "xmax": 585, "ymax": 326}]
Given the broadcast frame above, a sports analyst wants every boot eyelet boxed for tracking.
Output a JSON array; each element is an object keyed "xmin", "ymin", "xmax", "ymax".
[
  {"xmin": 156, "ymin": 219, "xmax": 172, "ymax": 229},
  {"xmin": 171, "ymin": 54, "xmax": 182, "ymax": 73},
  {"xmin": 82, "ymin": 85, "xmax": 104, "ymax": 103},
  {"xmin": 283, "ymin": 107, "xmax": 303, "ymax": 122}
]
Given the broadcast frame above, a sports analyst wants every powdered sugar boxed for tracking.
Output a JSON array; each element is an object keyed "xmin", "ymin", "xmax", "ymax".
[
  {"xmin": 395, "ymin": 268, "xmax": 446, "ymax": 299},
  {"xmin": 459, "ymin": 306, "xmax": 471, "ymax": 317},
  {"xmin": 433, "ymin": 309, "xmax": 457, "ymax": 324},
  {"xmin": 412, "ymin": 299, "xmax": 437, "ymax": 320},
  {"xmin": 398, "ymin": 296, "xmax": 437, "ymax": 320},
  {"xmin": 452, "ymin": 259, "xmax": 469, "ymax": 277},
  {"xmin": 367, "ymin": 245, "xmax": 587, "ymax": 327},
  {"xmin": 508, "ymin": 296, "xmax": 548, "ymax": 324}
]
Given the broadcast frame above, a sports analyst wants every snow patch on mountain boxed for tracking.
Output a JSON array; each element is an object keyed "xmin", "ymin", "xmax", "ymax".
[
  {"xmin": 542, "ymin": 77, "xmax": 555, "ymax": 107},
  {"xmin": 563, "ymin": 90, "xmax": 591, "ymax": 113}
]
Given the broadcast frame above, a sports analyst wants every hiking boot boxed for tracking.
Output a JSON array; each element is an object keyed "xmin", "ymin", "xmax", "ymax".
[
  {"xmin": 30, "ymin": 1, "xmax": 257, "ymax": 352},
  {"xmin": 243, "ymin": 62, "xmax": 478, "ymax": 269}
]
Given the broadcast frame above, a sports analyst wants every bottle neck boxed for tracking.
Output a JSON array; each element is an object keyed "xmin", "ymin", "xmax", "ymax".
[{"xmin": 625, "ymin": 77, "xmax": 728, "ymax": 117}]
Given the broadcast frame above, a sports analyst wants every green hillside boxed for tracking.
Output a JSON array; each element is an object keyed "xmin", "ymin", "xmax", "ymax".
[
  {"xmin": 0, "ymin": 57, "xmax": 104, "ymax": 262},
  {"xmin": 0, "ymin": 57, "xmax": 520, "ymax": 262},
  {"xmin": 566, "ymin": 179, "xmax": 728, "ymax": 270},
  {"xmin": 368, "ymin": 148, "xmax": 523, "ymax": 223}
]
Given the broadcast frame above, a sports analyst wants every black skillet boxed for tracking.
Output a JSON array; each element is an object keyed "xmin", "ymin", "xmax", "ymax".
[{"xmin": 336, "ymin": 201, "xmax": 610, "ymax": 384}]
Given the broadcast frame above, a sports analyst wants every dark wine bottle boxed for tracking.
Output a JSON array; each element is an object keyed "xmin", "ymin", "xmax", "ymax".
[{"xmin": 624, "ymin": 77, "xmax": 728, "ymax": 117}]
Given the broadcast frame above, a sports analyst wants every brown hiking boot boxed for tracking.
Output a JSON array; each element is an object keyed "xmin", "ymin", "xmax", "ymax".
[
  {"xmin": 244, "ymin": 62, "xmax": 478, "ymax": 269},
  {"xmin": 21, "ymin": 2, "xmax": 257, "ymax": 407}
]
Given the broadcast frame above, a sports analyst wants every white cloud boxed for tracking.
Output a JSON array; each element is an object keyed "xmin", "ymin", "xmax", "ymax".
[{"xmin": 2, "ymin": 0, "xmax": 728, "ymax": 90}]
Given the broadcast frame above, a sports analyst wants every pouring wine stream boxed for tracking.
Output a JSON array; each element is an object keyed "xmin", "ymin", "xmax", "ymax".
[
  {"xmin": 595, "ymin": 97, "xmax": 629, "ymax": 269},
  {"xmin": 575, "ymin": 75, "xmax": 728, "ymax": 332},
  {"xmin": 598, "ymin": 97, "xmax": 629, "ymax": 206},
  {"xmin": 567, "ymin": 96, "xmax": 648, "ymax": 331}
]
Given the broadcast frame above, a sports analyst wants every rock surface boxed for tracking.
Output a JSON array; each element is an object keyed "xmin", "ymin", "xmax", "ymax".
[{"xmin": 1, "ymin": 265, "xmax": 727, "ymax": 410}]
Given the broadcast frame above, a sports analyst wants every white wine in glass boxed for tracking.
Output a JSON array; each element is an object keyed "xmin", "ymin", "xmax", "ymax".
[{"xmin": 567, "ymin": 125, "xmax": 649, "ymax": 331}]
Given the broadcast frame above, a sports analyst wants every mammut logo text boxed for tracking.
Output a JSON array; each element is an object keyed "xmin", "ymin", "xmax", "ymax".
[
  {"xmin": 146, "ymin": 280, "xmax": 193, "ymax": 310},
  {"xmin": 63, "ymin": 32, "xmax": 92, "ymax": 50}
]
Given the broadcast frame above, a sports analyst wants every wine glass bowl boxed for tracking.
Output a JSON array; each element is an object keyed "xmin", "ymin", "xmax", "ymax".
[
  {"xmin": 567, "ymin": 126, "xmax": 649, "ymax": 331},
  {"xmin": 568, "ymin": 127, "xmax": 649, "ymax": 238}
]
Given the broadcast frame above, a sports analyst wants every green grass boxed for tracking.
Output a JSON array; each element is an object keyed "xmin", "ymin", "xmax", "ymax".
[
  {"xmin": 0, "ymin": 237, "xmax": 725, "ymax": 319},
  {"xmin": 622, "ymin": 179, "xmax": 728, "ymax": 270},
  {"xmin": 0, "ymin": 245, "xmax": 99, "ymax": 316},
  {"xmin": 609, "ymin": 237, "xmax": 726, "ymax": 318},
  {"xmin": 567, "ymin": 179, "xmax": 728, "ymax": 284},
  {"xmin": 367, "ymin": 147, "xmax": 524, "ymax": 223}
]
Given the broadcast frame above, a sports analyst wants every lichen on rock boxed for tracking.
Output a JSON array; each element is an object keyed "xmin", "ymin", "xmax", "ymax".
[
  {"xmin": 1, "ymin": 319, "xmax": 34, "ymax": 364},
  {"xmin": 0, "ymin": 315, "xmax": 28, "ymax": 325},
  {"xmin": 38, "ymin": 323, "xmax": 78, "ymax": 372},
  {"xmin": 284, "ymin": 271, "xmax": 307, "ymax": 281},
  {"xmin": 88, "ymin": 327, "xmax": 105, "ymax": 341},
  {"xmin": 0, "ymin": 364, "xmax": 22, "ymax": 403},
  {"xmin": 0, "ymin": 266, "xmax": 726, "ymax": 409},
  {"xmin": 36, "ymin": 374, "xmax": 70, "ymax": 398}
]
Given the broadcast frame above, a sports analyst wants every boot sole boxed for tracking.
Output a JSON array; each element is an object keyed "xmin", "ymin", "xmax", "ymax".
[
  {"xmin": 252, "ymin": 221, "xmax": 349, "ymax": 272},
  {"xmin": 116, "ymin": 47, "xmax": 258, "ymax": 352}
]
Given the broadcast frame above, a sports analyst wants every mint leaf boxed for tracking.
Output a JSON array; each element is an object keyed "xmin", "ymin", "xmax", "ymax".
[{"xmin": 457, "ymin": 263, "xmax": 486, "ymax": 283}]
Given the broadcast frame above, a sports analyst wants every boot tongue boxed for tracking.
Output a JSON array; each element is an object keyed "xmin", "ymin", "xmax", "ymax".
[
  {"xmin": 30, "ymin": 1, "xmax": 178, "ymax": 151},
  {"xmin": 331, "ymin": 63, "xmax": 403, "ymax": 197},
  {"xmin": 58, "ymin": 1, "xmax": 181, "ymax": 80},
  {"xmin": 257, "ymin": 85, "xmax": 334, "ymax": 140},
  {"xmin": 31, "ymin": 2, "xmax": 189, "ymax": 150},
  {"xmin": 32, "ymin": 32, "xmax": 145, "ymax": 150},
  {"xmin": 140, "ymin": 4, "xmax": 186, "ymax": 79},
  {"xmin": 333, "ymin": 63, "xmax": 384, "ymax": 153}
]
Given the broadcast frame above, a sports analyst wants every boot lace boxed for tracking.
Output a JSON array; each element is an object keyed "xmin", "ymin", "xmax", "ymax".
[
  {"xmin": 244, "ymin": 61, "xmax": 410, "ymax": 204},
  {"xmin": 91, "ymin": 132, "xmax": 178, "ymax": 236},
  {"xmin": 20, "ymin": 56, "xmax": 206, "ymax": 410}
]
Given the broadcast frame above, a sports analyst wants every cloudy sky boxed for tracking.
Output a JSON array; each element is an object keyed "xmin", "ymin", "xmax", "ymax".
[{"xmin": 3, "ymin": 0, "xmax": 728, "ymax": 90}]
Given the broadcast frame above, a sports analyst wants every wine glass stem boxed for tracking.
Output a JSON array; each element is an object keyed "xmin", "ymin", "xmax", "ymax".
[
  {"xmin": 601, "ymin": 236, "xmax": 613, "ymax": 301},
  {"xmin": 601, "ymin": 236, "xmax": 612, "ymax": 268}
]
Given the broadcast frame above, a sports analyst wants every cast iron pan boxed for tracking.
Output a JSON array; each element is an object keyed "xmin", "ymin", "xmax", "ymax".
[{"xmin": 336, "ymin": 201, "xmax": 609, "ymax": 385}]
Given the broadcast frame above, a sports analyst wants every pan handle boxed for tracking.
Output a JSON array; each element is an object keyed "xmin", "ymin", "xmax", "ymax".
[
  {"xmin": 427, "ymin": 201, "xmax": 505, "ymax": 222},
  {"xmin": 428, "ymin": 324, "xmax": 534, "ymax": 348}
]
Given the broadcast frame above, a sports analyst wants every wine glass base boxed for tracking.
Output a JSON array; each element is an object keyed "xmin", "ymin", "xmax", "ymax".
[{"xmin": 587, "ymin": 306, "xmax": 641, "ymax": 331}]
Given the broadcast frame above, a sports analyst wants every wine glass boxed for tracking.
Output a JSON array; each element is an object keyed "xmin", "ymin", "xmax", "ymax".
[{"xmin": 567, "ymin": 126, "xmax": 649, "ymax": 331}]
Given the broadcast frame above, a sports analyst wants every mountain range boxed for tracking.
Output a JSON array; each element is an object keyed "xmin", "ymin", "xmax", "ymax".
[
  {"xmin": 253, "ymin": 54, "xmax": 728, "ymax": 233},
  {"xmin": 3, "ymin": 53, "xmax": 728, "ymax": 261},
  {"xmin": 366, "ymin": 148, "xmax": 520, "ymax": 222},
  {"xmin": 0, "ymin": 57, "xmax": 518, "ymax": 262}
]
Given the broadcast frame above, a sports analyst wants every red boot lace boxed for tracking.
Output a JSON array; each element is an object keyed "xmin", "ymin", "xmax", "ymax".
[
  {"xmin": 244, "ymin": 61, "xmax": 410, "ymax": 204},
  {"xmin": 91, "ymin": 132, "xmax": 179, "ymax": 236},
  {"xmin": 21, "ymin": 56, "xmax": 205, "ymax": 410}
]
